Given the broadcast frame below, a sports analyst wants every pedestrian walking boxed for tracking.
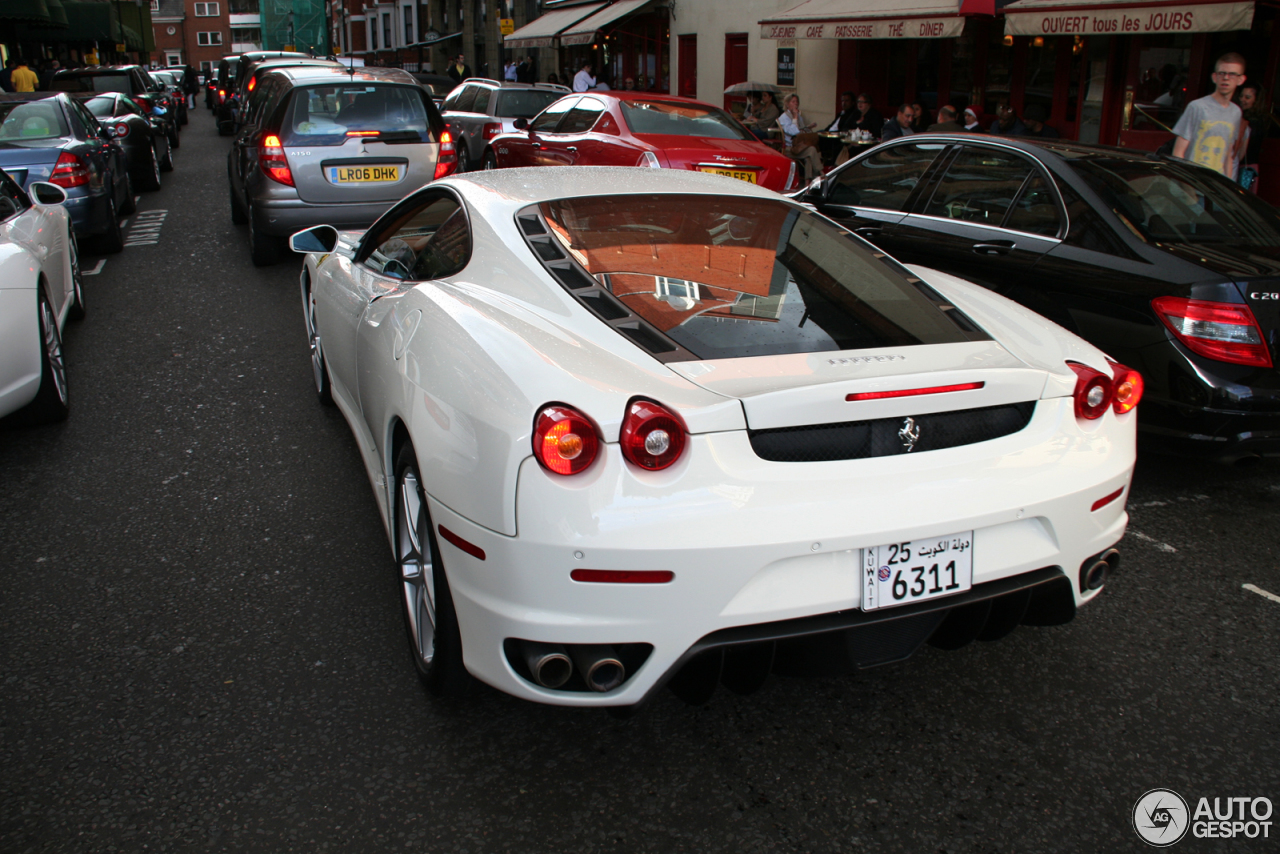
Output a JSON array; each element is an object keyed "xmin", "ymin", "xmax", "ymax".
[
  {"xmin": 10, "ymin": 59, "xmax": 39, "ymax": 93},
  {"xmin": 447, "ymin": 53, "xmax": 473, "ymax": 87},
  {"xmin": 1172, "ymin": 52, "xmax": 1246, "ymax": 177}
]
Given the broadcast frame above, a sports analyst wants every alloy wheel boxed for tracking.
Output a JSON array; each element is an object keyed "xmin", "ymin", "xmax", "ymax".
[
  {"xmin": 397, "ymin": 468, "xmax": 437, "ymax": 669},
  {"xmin": 307, "ymin": 287, "xmax": 325, "ymax": 393},
  {"xmin": 41, "ymin": 298, "xmax": 67, "ymax": 406}
]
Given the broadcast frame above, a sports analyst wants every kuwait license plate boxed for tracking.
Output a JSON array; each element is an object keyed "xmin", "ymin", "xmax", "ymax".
[
  {"xmin": 861, "ymin": 531, "xmax": 973, "ymax": 612},
  {"xmin": 327, "ymin": 164, "xmax": 402, "ymax": 184},
  {"xmin": 698, "ymin": 167, "xmax": 757, "ymax": 183}
]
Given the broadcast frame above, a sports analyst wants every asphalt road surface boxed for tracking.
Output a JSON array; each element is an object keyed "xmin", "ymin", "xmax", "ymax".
[{"xmin": 2, "ymin": 110, "xmax": 1278, "ymax": 854}]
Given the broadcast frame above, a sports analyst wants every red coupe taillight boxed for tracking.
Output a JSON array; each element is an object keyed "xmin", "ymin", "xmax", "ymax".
[
  {"xmin": 50, "ymin": 151, "xmax": 90, "ymax": 188},
  {"xmin": 533, "ymin": 404, "xmax": 599, "ymax": 476},
  {"xmin": 1151, "ymin": 296, "xmax": 1273, "ymax": 368},
  {"xmin": 434, "ymin": 130, "xmax": 457, "ymax": 180},
  {"xmin": 482, "ymin": 121, "xmax": 502, "ymax": 140},
  {"xmin": 620, "ymin": 399, "xmax": 687, "ymax": 471},
  {"xmin": 113, "ymin": 122, "xmax": 129, "ymax": 138},
  {"xmin": 1067, "ymin": 362, "xmax": 1112, "ymax": 420},
  {"xmin": 259, "ymin": 133, "xmax": 294, "ymax": 186},
  {"xmin": 1110, "ymin": 362, "xmax": 1144, "ymax": 414},
  {"xmin": 783, "ymin": 160, "xmax": 799, "ymax": 191}
]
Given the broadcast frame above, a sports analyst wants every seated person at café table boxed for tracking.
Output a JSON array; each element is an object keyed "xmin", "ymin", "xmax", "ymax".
[
  {"xmin": 963, "ymin": 106, "xmax": 982, "ymax": 131},
  {"xmin": 852, "ymin": 94, "xmax": 883, "ymax": 137},
  {"xmin": 990, "ymin": 103, "xmax": 1028, "ymax": 136},
  {"xmin": 742, "ymin": 90, "xmax": 781, "ymax": 140},
  {"xmin": 881, "ymin": 104, "xmax": 916, "ymax": 141},
  {"xmin": 827, "ymin": 92, "xmax": 860, "ymax": 133},
  {"xmin": 779, "ymin": 93, "xmax": 823, "ymax": 182},
  {"xmin": 931, "ymin": 105, "xmax": 964, "ymax": 133},
  {"xmin": 1021, "ymin": 104, "xmax": 1059, "ymax": 138}
]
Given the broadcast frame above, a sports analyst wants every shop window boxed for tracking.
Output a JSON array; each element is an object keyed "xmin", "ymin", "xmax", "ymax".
[
  {"xmin": 915, "ymin": 41, "xmax": 939, "ymax": 121},
  {"xmin": 949, "ymin": 29, "xmax": 975, "ymax": 113},
  {"xmin": 1024, "ymin": 38, "xmax": 1056, "ymax": 128},
  {"xmin": 985, "ymin": 26, "xmax": 1013, "ymax": 115},
  {"xmin": 1078, "ymin": 36, "xmax": 1111, "ymax": 145},
  {"xmin": 1131, "ymin": 35, "xmax": 1192, "ymax": 133}
]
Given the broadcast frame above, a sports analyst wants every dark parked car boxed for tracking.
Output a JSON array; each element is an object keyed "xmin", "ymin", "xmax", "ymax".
[
  {"xmin": 227, "ymin": 65, "xmax": 453, "ymax": 265},
  {"xmin": 214, "ymin": 51, "xmax": 311, "ymax": 134},
  {"xmin": 150, "ymin": 69, "xmax": 189, "ymax": 126},
  {"xmin": 797, "ymin": 134, "xmax": 1280, "ymax": 462},
  {"xmin": 83, "ymin": 93, "xmax": 172, "ymax": 191},
  {"xmin": 50, "ymin": 65, "xmax": 180, "ymax": 150},
  {"xmin": 0, "ymin": 93, "xmax": 132, "ymax": 252}
]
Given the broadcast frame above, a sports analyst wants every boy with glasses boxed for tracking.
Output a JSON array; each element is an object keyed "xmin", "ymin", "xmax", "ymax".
[{"xmin": 1171, "ymin": 52, "xmax": 1246, "ymax": 176}]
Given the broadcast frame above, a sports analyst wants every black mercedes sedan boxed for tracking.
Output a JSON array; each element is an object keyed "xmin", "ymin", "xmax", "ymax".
[
  {"xmin": 798, "ymin": 135, "xmax": 1280, "ymax": 463},
  {"xmin": 83, "ymin": 93, "xmax": 172, "ymax": 192}
]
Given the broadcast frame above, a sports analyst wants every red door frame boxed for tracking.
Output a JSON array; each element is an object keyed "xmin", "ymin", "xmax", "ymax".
[
  {"xmin": 677, "ymin": 33, "xmax": 697, "ymax": 97},
  {"xmin": 724, "ymin": 33, "xmax": 748, "ymax": 110}
]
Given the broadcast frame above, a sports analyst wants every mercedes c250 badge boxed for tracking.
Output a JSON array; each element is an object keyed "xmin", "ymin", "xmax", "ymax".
[{"xmin": 898, "ymin": 417, "xmax": 921, "ymax": 452}]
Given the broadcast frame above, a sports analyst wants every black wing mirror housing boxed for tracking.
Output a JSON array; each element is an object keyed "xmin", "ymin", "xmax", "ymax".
[
  {"xmin": 513, "ymin": 117, "xmax": 529, "ymax": 131},
  {"xmin": 289, "ymin": 225, "xmax": 340, "ymax": 254}
]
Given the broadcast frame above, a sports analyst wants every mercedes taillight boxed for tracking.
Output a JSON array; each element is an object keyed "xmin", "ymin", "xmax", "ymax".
[
  {"xmin": 1151, "ymin": 296, "xmax": 1273, "ymax": 368},
  {"xmin": 259, "ymin": 133, "xmax": 294, "ymax": 186},
  {"xmin": 50, "ymin": 151, "xmax": 90, "ymax": 188},
  {"xmin": 434, "ymin": 130, "xmax": 457, "ymax": 180}
]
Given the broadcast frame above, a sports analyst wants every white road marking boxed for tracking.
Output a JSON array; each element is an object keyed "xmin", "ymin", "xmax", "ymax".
[
  {"xmin": 1130, "ymin": 531, "xmax": 1178, "ymax": 553},
  {"xmin": 119, "ymin": 218, "xmax": 128, "ymax": 229},
  {"xmin": 123, "ymin": 210, "xmax": 168, "ymax": 247},
  {"xmin": 1242, "ymin": 583, "xmax": 1280, "ymax": 605},
  {"xmin": 82, "ymin": 259, "xmax": 105, "ymax": 276}
]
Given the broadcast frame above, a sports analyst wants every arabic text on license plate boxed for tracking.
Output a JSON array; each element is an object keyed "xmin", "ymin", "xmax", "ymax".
[
  {"xmin": 861, "ymin": 531, "xmax": 973, "ymax": 612},
  {"xmin": 699, "ymin": 167, "xmax": 757, "ymax": 183},
  {"xmin": 328, "ymin": 165, "xmax": 401, "ymax": 184}
]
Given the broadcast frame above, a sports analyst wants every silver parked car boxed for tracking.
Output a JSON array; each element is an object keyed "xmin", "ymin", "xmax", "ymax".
[
  {"xmin": 227, "ymin": 65, "xmax": 455, "ymax": 266},
  {"xmin": 440, "ymin": 78, "xmax": 568, "ymax": 173}
]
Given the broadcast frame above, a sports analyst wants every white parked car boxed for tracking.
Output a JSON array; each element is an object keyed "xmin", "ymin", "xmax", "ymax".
[
  {"xmin": 0, "ymin": 173, "xmax": 81, "ymax": 426},
  {"xmin": 293, "ymin": 167, "xmax": 1140, "ymax": 710}
]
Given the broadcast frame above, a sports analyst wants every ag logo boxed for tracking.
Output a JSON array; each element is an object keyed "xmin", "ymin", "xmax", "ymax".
[{"xmin": 1133, "ymin": 788, "xmax": 1190, "ymax": 847}]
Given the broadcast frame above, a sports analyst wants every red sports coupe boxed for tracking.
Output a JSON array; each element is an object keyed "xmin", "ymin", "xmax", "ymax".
[{"xmin": 482, "ymin": 91, "xmax": 799, "ymax": 192}]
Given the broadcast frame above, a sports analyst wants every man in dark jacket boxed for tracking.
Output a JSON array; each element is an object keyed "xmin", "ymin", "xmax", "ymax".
[
  {"xmin": 825, "ymin": 92, "xmax": 859, "ymax": 133},
  {"xmin": 1021, "ymin": 104, "xmax": 1059, "ymax": 138},
  {"xmin": 990, "ymin": 103, "xmax": 1028, "ymax": 136},
  {"xmin": 447, "ymin": 53, "xmax": 472, "ymax": 86},
  {"xmin": 930, "ymin": 105, "xmax": 964, "ymax": 133},
  {"xmin": 881, "ymin": 104, "xmax": 915, "ymax": 141}
]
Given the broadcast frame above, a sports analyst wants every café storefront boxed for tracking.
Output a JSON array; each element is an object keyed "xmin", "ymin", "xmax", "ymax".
[{"xmin": 505, "ymin": 0, "xmax": 670, "ymax": 90}]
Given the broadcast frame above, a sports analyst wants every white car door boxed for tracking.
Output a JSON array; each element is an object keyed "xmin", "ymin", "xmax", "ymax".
[{"xmin": 0, "ymin": 175, "xmax": 68, "ymax": 315}]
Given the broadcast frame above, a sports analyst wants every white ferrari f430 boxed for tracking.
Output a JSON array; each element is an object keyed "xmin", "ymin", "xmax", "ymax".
[{"xmin": 293, "ymin": 167, "xmax": 1139, "ymax": 710}]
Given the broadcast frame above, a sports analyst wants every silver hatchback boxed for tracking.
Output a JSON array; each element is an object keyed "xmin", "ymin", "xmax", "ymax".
[{"xmin": 228, "ymin": 66, "xmax": 455, "ymax": 265}]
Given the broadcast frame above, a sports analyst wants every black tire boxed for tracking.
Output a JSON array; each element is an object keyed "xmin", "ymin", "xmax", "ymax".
[
  {"xmin": 136, "ymin": 142, "xmax": 161, "ymax": 191},
  {"xmin": 66, "ymin": 235, "xmax": 85, "ymax": 322},
  {"xmin": 247, "ymin": 204, "xmax": 283, "ymax": 266},
  {"xmin": 91, "ymin": 193, "xmax": 123, "ymax": 255},
  {"xmin": 158, "ymin": 136, "xmax": 174, "ymax": 173},
  {"xmin": 118, "ymin": 173, "xmax": 136, "ymax": 215},
  {"xmin": 303, "ymin": 275, "xmax": 333, "ymax": 406},
  {"xmin": 481, "ymin": 150, "xmax": 498, "ymax": 170},
  {"xmin": 456, "ymin": 142, "xmax": 471, "ymax": 174},
  {"xmin": 169, "ymin": 124, "xmax": 180, "ymax": 149},
  {"xmin": 15, "ymin": 289, "xmax": 70, "ymax": 425},
  {"xmin": 393, "ymin": 443, "xmax": 470, "ymax": 697},
  {"xmin": 229, "ymin": 182, "xmax": 248, "ymax": 225}
]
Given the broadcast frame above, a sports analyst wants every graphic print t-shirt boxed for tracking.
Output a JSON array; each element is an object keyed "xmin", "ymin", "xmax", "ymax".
[{"xmin": 1172, "ymin": 96, "xmax": 1241, "ymax": 175}]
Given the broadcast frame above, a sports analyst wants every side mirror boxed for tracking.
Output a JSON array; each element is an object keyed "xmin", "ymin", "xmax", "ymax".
[
  {"xmin": 804, "ymin": 176, "xmax": 826, "ymax": 203},
  {"xmin": 28, "ymin": 181, "xmax": 67, "ymax": 206},
  {"xmin": 290, "ymin": 224, "xmax": 340, "ymax": 254},
  {"xmin": 513, "ymin": 117, "xmax": 529, "ymax": 131}
]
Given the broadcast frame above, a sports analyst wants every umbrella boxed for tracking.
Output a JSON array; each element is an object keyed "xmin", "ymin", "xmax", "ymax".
[{"xmin": 724, "ymin": 81, "xmax": 784, "ymax": 95}]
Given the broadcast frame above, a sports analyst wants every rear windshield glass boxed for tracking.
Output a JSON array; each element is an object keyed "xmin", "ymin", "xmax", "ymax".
[
  {"xmin": 495, "ymin": 89, "xmax": 562, "ymax": 118},
  {"xmin": 0, "ymin": 102, "xmax": 69, "ymax": 141},
  {"xmin": 540, "ymin": 195, "xmax": 981, "ymax": 360},
  {"xmin": 619, "ymin": 99, "xmax": 750, "ymax": 140},
  {"xmin": 283, "ymin": 84, "xmax": 434, "ymax": 146},
  {"xmin": 1067, "ymin": 156, "xmax": 1280, "ymax": 246},
  {"xmin": 53, "ymin": 74, "xmax": 132, "ymax": 94},
  {"xmin": 84, "ymin": 96, "xmax": 116, "ymax": 117}
]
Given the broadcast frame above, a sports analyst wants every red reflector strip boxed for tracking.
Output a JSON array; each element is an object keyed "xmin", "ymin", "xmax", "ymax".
[
  {"xmin": 570, "ymin": 569, "xmax": 674, "ymax": 584},
  {"xmin": 1091, "ymin": 487, "xmax": 1125, "ymax": 512},
  {"xmin": 846, "ymin": 381, "xmax": 984, "ymax": 402},
  {"xmin": 437, "ymin": 525, "xmax": 485, "ymax": 560}
]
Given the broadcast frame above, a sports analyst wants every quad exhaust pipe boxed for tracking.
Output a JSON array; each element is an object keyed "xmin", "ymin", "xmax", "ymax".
[
  {"xmin": 1081, "ymin": 548, "xmax": 1119, "ymax": 592},
  {"xmin": 517, "ymin": 641, "xmax": 627, "ymax": 691},
  {"xmin": 523, "ymin": 642, "xmax": 573, "ymax": 689}
]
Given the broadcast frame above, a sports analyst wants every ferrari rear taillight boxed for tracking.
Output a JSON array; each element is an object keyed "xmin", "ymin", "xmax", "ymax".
[
  {"xmin": 637, "ymin": 151, "xmax": 661, "ymax": 168},
  {"xmin": 620, "ymin": 399, "xmax": 687, "ymax": 471},
  {"xmin": 783, "ymin": 160, "xmax": 798, "ymax": 191},
  {"xmin": 533, "ymin": 404, "xmax": 599, "ymax": 476},
  {"xmin": 1110, "ymin": 363, "xmax": 1144, "ymax": 414},
  {"xmin": 482, "ymin": 121, "xmax": 503, "ymax": 140},
  {"xmin": 1067, "ymin": 362, "xmax": 1112, "ymax": 420},
  {"xmin": 259, "ymin": 133, "xmax": 294, "ymax": 186},
  {"xmin": 113, "ymin": 122, "xmax": 129, "ymax": 138},
  {"xmin": 1151, "ymin": 296, "xmax": 1272, "ymax": 368},
  {"xmin": 434, "ymin": 130, "xmax": 457, "ymax": 180},
  {"xmin": 50, "ymin": 151, "xmax": 90, "ymax": 188}
]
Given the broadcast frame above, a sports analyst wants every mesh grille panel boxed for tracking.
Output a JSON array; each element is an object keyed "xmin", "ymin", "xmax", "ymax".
[{"xmin": 749, "ymin": 401, "xmax": 1037, "ymax": 462}]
